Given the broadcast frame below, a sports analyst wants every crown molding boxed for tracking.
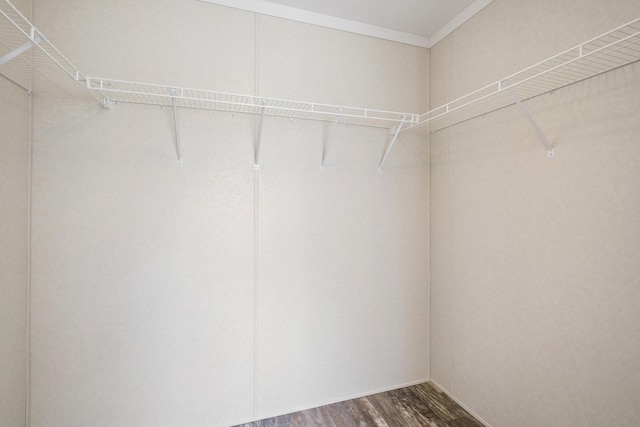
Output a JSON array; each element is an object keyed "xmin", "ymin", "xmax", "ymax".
[{"xmin": 199, "ymin": 0, "xmax": 494, "ymax": 48}]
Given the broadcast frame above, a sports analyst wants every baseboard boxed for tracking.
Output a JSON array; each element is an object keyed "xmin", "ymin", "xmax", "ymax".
[
  {"xmin": 429, "ymin": 379, "xmax": 493, "ymax": 427},
  {"xmin": 229, "ymin": 378, "xmax": 430, "ymax": 426}
]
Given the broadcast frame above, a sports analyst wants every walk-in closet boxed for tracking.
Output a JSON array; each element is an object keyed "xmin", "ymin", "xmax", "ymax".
[{"xmin": 2, "ymin": 0, "xmax": 639, "ymax": 426}]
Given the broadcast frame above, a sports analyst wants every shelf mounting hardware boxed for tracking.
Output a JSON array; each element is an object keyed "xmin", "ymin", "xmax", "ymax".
[
  {"xmin": 320, "ymin": 107, "xmax": 342, "ymax": 172},
  {"xmin": 502, "ymin": 80, "xmax": 554, "ymax": 158},
  {"xmin": 254, "ymin": 99, "xmax": 267, "ymax": 170},
  {"xmin": 101, "ymin": 98, "xmax": 115, "ymax": 109},
  {"xmin": 378, "ymin": 115, "xmax": 407, "ymax": 174},
  {"xmin": 0, "ymin": 32, "xmax": 42, "ymax": 66},
  {"xmin": 171, "ymin": 88, "xmax": 183, "ymax": 165}
]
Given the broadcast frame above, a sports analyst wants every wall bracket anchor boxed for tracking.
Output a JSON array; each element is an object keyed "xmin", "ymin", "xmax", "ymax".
[
  {"xmin": 502, "ymin": 80, "xmax": 554, "ymax": 158},
  {"xmin": 102, "ymin": 98, "xmax": 115, "ymax": 109}
]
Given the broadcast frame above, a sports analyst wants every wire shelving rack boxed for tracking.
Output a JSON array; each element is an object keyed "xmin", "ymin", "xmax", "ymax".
[
  {"xmin": 86, "ymin": 77, "xmax": 418, "ymax": 130},
  {"xmin": 2, "ymin": 0, "xmax": 640, "ymax": 158},
  {"xmin": 406, "ymin": 17, "xmax": 640, "ymax": 133},
  {"xmin": 0, "ymin": 0, "xmax": 101, "ymax": 102}
]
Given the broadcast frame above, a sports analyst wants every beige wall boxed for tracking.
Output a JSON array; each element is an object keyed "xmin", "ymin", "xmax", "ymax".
[
  {"xmin": 430, "ymin": 1, "xmax": 640, "ymax": 426},
  {"xmin": 29, "ymin": 1, "xmax": 429, "ymax": 426},
  {"xmin": 0, "ymin": 1, "xmax": 30, "ymax": 425},
  {"xmin": 0, "ymin": 74, "xmax": 30, "ymax": 427},
  {"xmin": 16, "ymin": 1, "xmax": 638, "ymax": 426}
]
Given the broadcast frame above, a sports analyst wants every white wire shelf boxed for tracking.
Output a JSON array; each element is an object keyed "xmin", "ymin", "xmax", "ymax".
[
  {"xmin": 0, "ymin": 0, "xmax": 101, "ymax": 102},
  {"xmin": 85, "ymin": 77, "xmax": 418, "ymax": 129},
  {"xmin": 0, "ymin": 0, "xmax": 415, "ymax": 130},
  {"xmin": 2, "ymin": 0, "xmax": 639, "ymax": 137},
  {"xmin": 405, "ymin": 17, "xmax": 640, "ymax": 133}
]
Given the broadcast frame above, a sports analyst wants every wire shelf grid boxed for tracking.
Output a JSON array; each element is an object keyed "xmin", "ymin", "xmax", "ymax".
[
  {"xmin": 85, "ymin": 77, "xmax": 418, "ymax": 129},
  {"xmin": 0, "ymin": 0, "xmax": 102, "ymax": 102},
  {"xmin": 2, "ymin": 0, "xmax": 639, "ymax": 135},
  {"xmin": 406, "ymin": 17, "xmax": 640, "ymax": 132}
]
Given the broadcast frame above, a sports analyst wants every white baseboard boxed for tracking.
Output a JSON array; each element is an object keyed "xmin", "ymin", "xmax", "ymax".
[
  {"xmin": 429, "ymin": 379, "xmax": 493, "ymax": 427},
  {"xmin": 229, "ymin": 378, "xmax": 430, "ymax": 426}
]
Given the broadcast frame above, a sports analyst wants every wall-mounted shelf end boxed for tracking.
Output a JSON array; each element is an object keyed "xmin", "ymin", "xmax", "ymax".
[
  {"xmin": 0, "ymin": 1, "xmax": 105, "ymax": 104},
  {"xmin": 403, "ymin": 16, "xmax": 640, "ymax": 146}
]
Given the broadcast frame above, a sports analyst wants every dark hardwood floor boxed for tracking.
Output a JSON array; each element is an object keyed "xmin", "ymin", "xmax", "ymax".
[{"xmin": 235, "ymin": 382, "xmax": 484, "ymax": 427}]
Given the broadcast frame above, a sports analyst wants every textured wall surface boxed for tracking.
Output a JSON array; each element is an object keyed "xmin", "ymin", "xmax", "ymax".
[
  {"xmin": 9, "ymin": 1, "xmax": 640, "ymax": 426},
  {"xmin": 29, "ymin": 1, "xmax": 430, "ymax": 426},
  {"xmin": 0, "ymin": 0, "xmax": 30, "ymax": 424},
  {"xmin": 0, "ymin": 74, "xmax": 29, "ymax": 427},
  {"xmin": 429, "ymin": 1, "xmax": 640, "ymax": 426}
]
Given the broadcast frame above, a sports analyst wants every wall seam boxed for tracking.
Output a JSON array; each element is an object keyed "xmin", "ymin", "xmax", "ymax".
[
  {"xmin": 253, "ymin": 11, "xmax": 260, "ymax": 420},
  {"xmin": 447, "ymin": 35, "xmax": 454, "ymax": 395},
  {"xmin": 25, "ymin": 91, "xmax": 32, "ymax": 427},
  {"xmin": 25, "ymin": 0, "xmax": 33, "ymax": 425},
  {"xmin": 253, "ymin": 169, "xmax": 260, "ymax": 419},
  {"xmin": 427, "ymin": 48, "xmax": 431, "ymax": 381},
  {"xmin": 427, "ymin": 47, "xmax": 432, "ymax": 381}
]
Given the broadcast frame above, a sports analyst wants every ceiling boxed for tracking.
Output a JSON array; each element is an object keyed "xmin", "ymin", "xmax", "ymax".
[{"xmin": 199, "ymin": 0, "xmax": 494, "ymax": 47}]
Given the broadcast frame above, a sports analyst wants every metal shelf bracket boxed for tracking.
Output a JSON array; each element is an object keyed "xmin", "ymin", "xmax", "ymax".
[
  {"xmin": 254, "ymin": 99, "xmax": 267, "ymax": 170},
  {"xmin": 377, "ymin": 115, "xmax": 408, "ymax": 174},
  {"xmin": 502, "ymin": 80, "xmax": 554, "ymax": 158},
  {"xmin": 5, "ymin": 0, "xmax": 639, "ymax": 167},
  {"xmin": 171, "ymin": 88, "xmax": 183, "ymax": 166},
  {"xmin": 0, "ymin": 32, "xmax": 42, "ymax": 66},
  {"xmin": 320, "ymin": 107, "xmax": 342, "ymax": 172}
]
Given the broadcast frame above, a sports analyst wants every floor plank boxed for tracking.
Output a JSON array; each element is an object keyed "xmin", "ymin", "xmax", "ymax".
[{"xmin": 234, "ymin": 382, "xmax": 484, "ymax": 427}]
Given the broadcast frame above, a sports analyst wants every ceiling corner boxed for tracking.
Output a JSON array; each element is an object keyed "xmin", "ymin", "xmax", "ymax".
[{"xmin": 427, "ymin": 0, "xmax": 494, "ymax": 48}]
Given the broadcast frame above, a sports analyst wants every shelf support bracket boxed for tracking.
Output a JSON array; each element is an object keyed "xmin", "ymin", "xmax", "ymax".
[
  {"xmin": 0, "ymin": 34, "xmax": 42, "ymax": 66},
  {"xmin": 320, "ymin": 107, "xmax": 342, "ymax": 172},
  {"xmin": 170, "ymin": 88, "xmax": 183, "ymax": 166},
  {"xmin": 502, "ymin": 80, "xmax": 554, "ymax": 158},
  {"xmin": 254, "ymin": 99, "xmax": 267, "ymax": 170},
  {"xmin": 377, "ymin": 115, "xmax": 407, "ymax": 174}
]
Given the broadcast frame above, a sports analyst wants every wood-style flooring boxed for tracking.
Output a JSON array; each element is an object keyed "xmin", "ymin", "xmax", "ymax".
[{"xmin": 234, "ymin": 382, "xmax": 484, "ymax": 427}]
